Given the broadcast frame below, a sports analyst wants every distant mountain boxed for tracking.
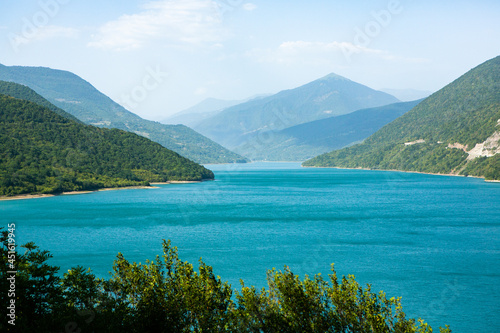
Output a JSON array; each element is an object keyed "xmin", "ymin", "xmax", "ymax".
[
  {"xmin": 163, "ymin": 98, "xmax": 247, "ymax": 127},
  {"xmin": 0, "ymin": 64, "xmax": 247, "ymax": 164},
  {"xmin": 193, "ymin": 73, "xmax": 399, "ymax": 148},
  {"xmin": 176, "ymin": 97, "xmax": 246, "ymax": 115},
  {"xmin": 234, "ymin": 100, "xmax": 421, "ymax": 161},
  {"xmin": 304, "ymin": 56, "xmax": 500, "ymax": 181},
  {"xmin": 381, "ymin": 88, "xmax": 432, "ymax": 102},
  {"xmin": 163, "ymin": 95, "xmax": 271, "ymax": 127},
  {"xmin": 0, "ymin": 84, "xmax": 214, "ymax": 196}
]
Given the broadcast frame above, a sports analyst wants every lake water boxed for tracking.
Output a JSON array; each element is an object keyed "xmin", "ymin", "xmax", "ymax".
[{"xmin": 2, "ymin": 162, "xmax": 499, "ymax": 332}]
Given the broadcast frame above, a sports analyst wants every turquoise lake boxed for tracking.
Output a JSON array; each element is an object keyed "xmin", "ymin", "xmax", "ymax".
[{"xmin": 2, "ymin": 162, "xmax": 499, "ymax": 332}]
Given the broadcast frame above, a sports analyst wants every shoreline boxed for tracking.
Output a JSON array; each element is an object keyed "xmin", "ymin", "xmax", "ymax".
[
  {"xmin": 301, "ymin": 165, "xmax": 500, "ymax": 182},
  {"xmin": 0, "ymin": 185, "xmax": 154, "ymax": 201},
  {"xmin": 0, "ymin": 180, "xmax": 210, "ymax": 202},
  {"xmin": 150, "ymin": 180, "xmax": 202, "ymax": 184}
]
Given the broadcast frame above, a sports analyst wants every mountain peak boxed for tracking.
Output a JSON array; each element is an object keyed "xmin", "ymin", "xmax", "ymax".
[{"xmin": 318, "ymin": 72, "xmax": 351, "ymax": 82}]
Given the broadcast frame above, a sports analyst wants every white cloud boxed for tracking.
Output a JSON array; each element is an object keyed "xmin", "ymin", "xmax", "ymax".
[{"xmin": 88, "ymin": 0, "xmax": 229, "ymax": 51}]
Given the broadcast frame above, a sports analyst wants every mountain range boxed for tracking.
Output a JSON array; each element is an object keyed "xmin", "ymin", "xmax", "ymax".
[
  {"xmin": 0, "ymin": 64, "xmax": 247, "ymax": 164},
  {"xmin": 193, "ymin": 73, "xmax": 400, "ymax": 150},
  {"xmin": 3, "ymin": 55, "xmax": 497, "ymax": 181},
  {"xmin": 0, "ymin": 81, "xmax": 214, "ymax": 196},
  {"xmin": 304, "ymin": 56, "xmax": 500, "ymax": 181}
]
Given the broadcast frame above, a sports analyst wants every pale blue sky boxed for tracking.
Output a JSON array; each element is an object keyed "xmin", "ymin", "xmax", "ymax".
[{"xmin": 1, "ymin": 0, "xmax": 499, "ymax": 120}]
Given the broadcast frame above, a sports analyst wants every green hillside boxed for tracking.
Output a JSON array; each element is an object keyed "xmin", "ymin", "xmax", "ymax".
[
  {"xmin": 0, "ymin": 64, "xmax": 247, "ymax": 164},
  {"xmin": 194, "ymin": 73, "xmax": 399, "ymax": 148},
  {"xmin": 304, "ymin": 56, "xmax": 500, "ymax": 180},
  {"xmin": 0, "ymin": 91, "xmax": 214, "ymax": 196},
  {"xmin": 234, "ymin": 100, "xmax": 420, "ymax": 161}
]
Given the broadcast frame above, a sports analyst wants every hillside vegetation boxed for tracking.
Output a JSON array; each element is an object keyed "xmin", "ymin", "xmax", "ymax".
[
  {"xmin": 0, "ymin": 92, "xmax": 213, "ymax": 196},
  {"xmin": 0, "ymin": 64, "xmax": 247, "ymax": 164},
  {"xmin": 304, "ymin": 56, "xmax": 500, "ymax": 180}
]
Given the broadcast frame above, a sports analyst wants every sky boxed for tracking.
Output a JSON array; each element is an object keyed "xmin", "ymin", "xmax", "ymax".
[{"xmin": 1, "ymin": 0, "xmax": 499, "ymax": 121}]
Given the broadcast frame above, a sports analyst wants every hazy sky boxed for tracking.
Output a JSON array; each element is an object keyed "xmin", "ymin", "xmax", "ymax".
[{"xmin": 1, "ymin": 0, "xmax": 499, "ymax": 120}]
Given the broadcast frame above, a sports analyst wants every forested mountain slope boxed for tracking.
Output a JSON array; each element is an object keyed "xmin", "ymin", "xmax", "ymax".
[
  {"xmin": 0, "ymin": 90, "xmax": 214, "ymax": 196},
  {"xmin": 304, "ymin": 56, "xmax": 500, "ymax": 180}
]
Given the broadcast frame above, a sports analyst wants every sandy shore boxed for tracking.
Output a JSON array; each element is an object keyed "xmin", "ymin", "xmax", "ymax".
[
  {"xmin": 0, "ymin": 185, "xmax": 155, "ymax": 201},
  {"xmin": 0, "ymin": 193, "xmax": 57, "ymax": 201}
]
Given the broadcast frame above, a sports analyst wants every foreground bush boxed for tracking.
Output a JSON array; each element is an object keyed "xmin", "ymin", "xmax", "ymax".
[{"xmin": 0, "ymin": 231, "xmax": 450, "ymax": 332}]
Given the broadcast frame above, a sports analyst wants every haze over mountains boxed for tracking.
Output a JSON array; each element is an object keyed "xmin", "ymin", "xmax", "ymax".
[
  {"xmin": 305, "ymin": 56, "xmax": 500, "ymax": 181},
  {"xmin": 162, "ymin": 95, "xmax": 270, "ymax": 127},
  {"xmin": 193, "ymin": 73, "xmax": 399, "ymax": 150},
  {"xmin": 0, "ymin": 64, "xmax": 247, "ymax": 164},
  {"xmin": 167, "ymin": 73, "xmax": 403, "ymax": 161}
]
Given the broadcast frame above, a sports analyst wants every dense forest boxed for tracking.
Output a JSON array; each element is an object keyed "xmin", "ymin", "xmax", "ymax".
[
  {"xmin": 0, "ymin": 91, "xmax": 214, "ymax": 196},
  {"xmin": 304, "ymin": 56, "xmax": 500, "ymax": 180},
  {"xmin": 0, "ymin": 231, "xmax": 451, "ymax": 333}
]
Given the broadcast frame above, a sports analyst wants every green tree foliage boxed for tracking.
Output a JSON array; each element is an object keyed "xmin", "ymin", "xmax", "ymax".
[
  {"xmin": 461, "ymin": 154, "xmax": 500, "ymax": 180},
  {"xmin": 304, "ymin": 56, "xmax": 500, "ymax": 180},
  {"xmin": 0, "ymin": 93, "xmax": 214, "ymax": 196},
  {"xmin": 1, "ymin": 231, "xmax": 451, "ymax": 332}
]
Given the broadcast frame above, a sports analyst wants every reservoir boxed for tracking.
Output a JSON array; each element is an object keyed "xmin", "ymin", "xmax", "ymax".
[{"xmin": 2, "ymin": 162, "xmax": 499, "ymax": 332}]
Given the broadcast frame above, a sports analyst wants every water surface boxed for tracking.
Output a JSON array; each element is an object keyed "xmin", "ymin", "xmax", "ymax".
[{"xmin": 2, "ymin": 162, "xmax": 499, "ymax": 332}]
